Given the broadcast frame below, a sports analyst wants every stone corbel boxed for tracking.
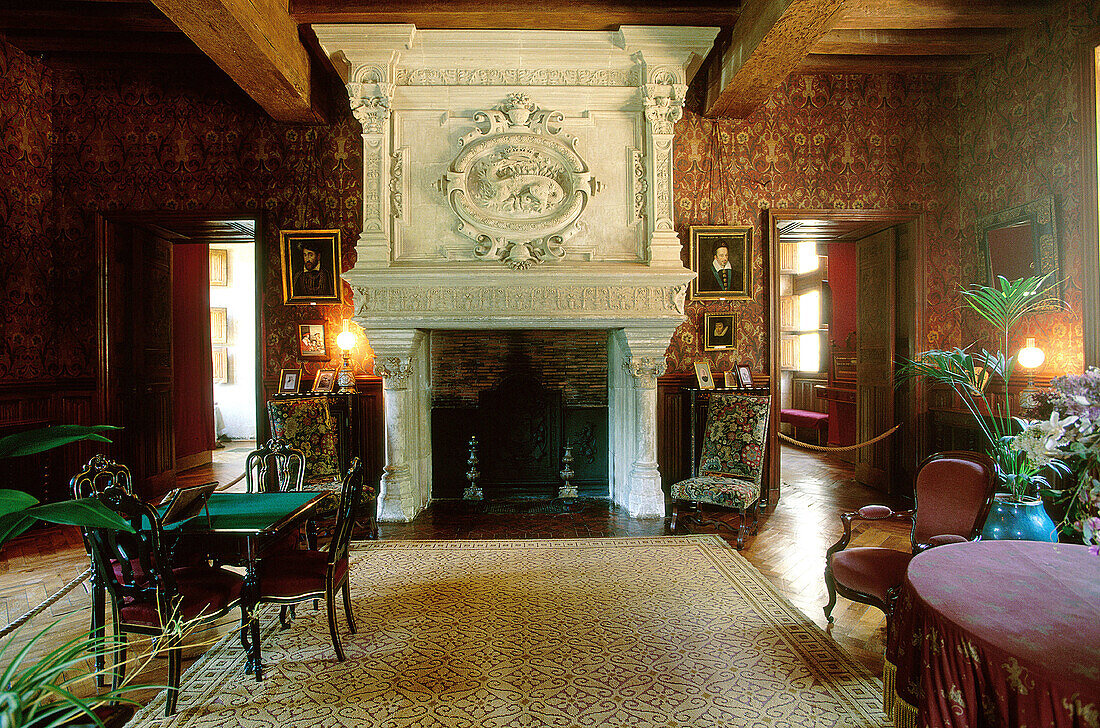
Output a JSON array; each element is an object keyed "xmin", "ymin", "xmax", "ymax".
[
  {"xmin": 349, "ymin": 80, "xmax": 396, "ymax": 267},
  {"xmin": 624, "ymin": 356, "xmax": 666, "ymax": 390},
  {"xmin": 641, "ymin": 73, "xmax": 688, "ymax": 268},
  {"xmin": 374, "ymin": 356, "xmax": 413, "ymax": 390}
]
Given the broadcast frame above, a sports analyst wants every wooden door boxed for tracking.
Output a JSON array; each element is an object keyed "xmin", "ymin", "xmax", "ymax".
[
  {"xmin": 855, "ymin": 227, "xmax": 896, "ymax": 489},
  {"xmin": 102, "ymin": 221, "xmax": 176, "ymax": 498}
]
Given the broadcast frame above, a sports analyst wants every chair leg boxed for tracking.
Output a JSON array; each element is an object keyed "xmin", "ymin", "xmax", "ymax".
[
  {"xmin": 165, "ymin": 644, "xmax": 181, "ymax": 716},
  {"xmin": 326, "ymin": 585, "xmax": 345, "ymax": 662},
  {"xmin": 669, "ymin": 502, "xmax": 679, "ymax": 534},
  {"xmin": 240, "ymin": 609, "xmax": 251, "ymax": 652},
  {"xmin": 91, "ymin": 576, "xmax": 106, "ymax": 687},
  {"xmin": 109, "ymin": 614, "xmax": 127, "ymax": 693},
  {"xmin": 279, "ymin": 605, "xmax": 291, "ymax": 629},
  {"xmin": 823, "ymin": 566, "xmax": 838, "ymax": 623},
  {"xmin": 250, "ymin": 609, "xmax": 262, "ymax": 681},
  {"xmin": 751, "ymin": 501, "xmax": 760, "ymax": 534},
  {"xmin": 342, "ymin": 580, "xmax": 356, "ymax": 634},
  {"xmin": 736, "ymin": 508, "xmax": 746, "ymax": 550}
]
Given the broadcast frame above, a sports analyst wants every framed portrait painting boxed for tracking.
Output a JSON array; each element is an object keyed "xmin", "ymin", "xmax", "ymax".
[
  {"xmin": 297, "ymin": 322, "xmax": 329, "ymax": 361},
  {"xmin": 703, "ymin": 313, "xmax": 735, "ymax": 351},
  {"xmin": 280, "ymin": 230, "xmax": 341, "ymax": 305},
  {"xmin": 689, "ymin": 226, "xmax": 752, "ymax": 301}
]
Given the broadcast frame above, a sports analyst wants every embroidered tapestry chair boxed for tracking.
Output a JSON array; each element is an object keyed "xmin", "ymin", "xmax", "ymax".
[
  {"xmin": 669, "ymin": 391, "xmax": 771, "ymax": 549},
  {"xmin": 85, "ymin": 484, "xmax": 251, "ymax": 716},
  {"xmin": 257, "ymin": 458, "xmax": 364, "ymax": 661},
  {"xmin": 823, "ymin": 450, "xmax": 996, "ymax": 631},
  {"xmin": 244, "ymin": 437, "xmax": 306, "ymax": 494},
  {"xmin": 70, "ymin": 455, "xmax": 135, "ymax": 686}
]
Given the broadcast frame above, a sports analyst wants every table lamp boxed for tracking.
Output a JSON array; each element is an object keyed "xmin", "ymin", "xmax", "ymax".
[
  {"xmin": 1017, "ymin": 337, "xmax": 1044, "ymax": 409},
  {"xmin": 335, "ymin": 320, "xmax": 357, "ymax": 394}
]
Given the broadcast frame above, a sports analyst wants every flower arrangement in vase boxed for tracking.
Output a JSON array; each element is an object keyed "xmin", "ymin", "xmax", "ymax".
[
  {"xmin": 898, "ymin": 273, "xmax": 1067, "ymax": 539},
  {"xmin": 1013, "ymin": 370, "xmax": 1100, "ymax": 551}
]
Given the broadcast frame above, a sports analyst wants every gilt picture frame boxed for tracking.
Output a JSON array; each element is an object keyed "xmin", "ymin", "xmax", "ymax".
[
  {"xmin": 689, "ymin": 226, "xmax": 752, "ymax": 301},
  {"xmin": 693, "ymin": 360, "xmax": 715, "ymax": 390},
  {"xmin": 297, "ymin": 321, "xmax": 329, "ymax": 361},
  {"xmin": 280, "ymin": 230, "xmax": 341, "ymax": 305},
  {"xmin": 703, "ymin": 313, "xmax": 735, "ymax": 351}
]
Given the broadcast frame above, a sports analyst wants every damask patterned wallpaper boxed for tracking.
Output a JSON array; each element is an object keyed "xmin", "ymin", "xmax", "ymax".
[
  {"xmin": 956, "ymin": 0, "xmax": 1100, "ymax": 375},
  {"xmin": 0, "ymin": 41, "xmax": 58, "ymax": 381},
  {"xmin": 0, "ymin": 38, "xmax": 364, "ymax": 385},
  {"xmin": 669, "ymin": 73, "xmax": 961, "ymax": 375}
]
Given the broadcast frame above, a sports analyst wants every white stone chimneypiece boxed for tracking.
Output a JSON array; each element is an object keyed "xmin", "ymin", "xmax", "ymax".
[{"xmin": 314, "ymin": 25, "xmax": 719, "ymax": 521}]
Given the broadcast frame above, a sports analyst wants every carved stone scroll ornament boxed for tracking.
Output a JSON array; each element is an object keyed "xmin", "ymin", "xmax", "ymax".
[
  {"xmin": 438, "ymin": 93, "xmax": 601, "ymax": 270},
  {"xmin": 642, "ymin": 82, "xmax": 687, "ymax": 136},
  {"xmin": 348, "ymin": 82, "xmax": 394, "ymax": 135},
  {"xmin": 625, "ymin": 357, "xmax": 667, "ymax": 389},
  {"xmin": 374, "ymin": 357, "xmax": 413, "ymax": 389}
]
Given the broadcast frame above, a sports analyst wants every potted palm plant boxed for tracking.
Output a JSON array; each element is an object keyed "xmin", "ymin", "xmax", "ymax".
[
  {"xmin": 898, "ymin": 273, "xmax": 1067, "ymax": 541},
  {"xmin": 0, "ymin": 425, "xmax": 143, "ymax": 728}
]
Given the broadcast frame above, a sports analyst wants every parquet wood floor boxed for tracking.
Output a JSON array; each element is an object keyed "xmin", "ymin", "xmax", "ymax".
[{"xmin": 0, "ymin": 445, "xmax": 910, "ymax": 711}]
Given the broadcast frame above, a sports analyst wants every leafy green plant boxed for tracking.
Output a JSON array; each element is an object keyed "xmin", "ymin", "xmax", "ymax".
[
  {"xmin": 0, "ymin": 425, "xmax": 140, "ymax": 728},
  {"xmin": 897, "ymin": 273, "xmax": 1064, "ymax": 499}
]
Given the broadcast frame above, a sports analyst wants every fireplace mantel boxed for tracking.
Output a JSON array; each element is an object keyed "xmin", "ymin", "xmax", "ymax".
[{"xmin": 314, "ymin": 25, "xmax": 718, "ymax": 521}]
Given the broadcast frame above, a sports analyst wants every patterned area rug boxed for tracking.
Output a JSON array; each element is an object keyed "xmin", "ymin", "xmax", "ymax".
[{"xmin": 127, "ymin": 537, "xmax": 888, "ymax": 727}]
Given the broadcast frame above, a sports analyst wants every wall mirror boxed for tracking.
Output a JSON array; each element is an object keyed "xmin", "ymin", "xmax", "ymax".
[{"xmin": 976, "ymin": 195, "xmax": 1060, "ymax": 296}]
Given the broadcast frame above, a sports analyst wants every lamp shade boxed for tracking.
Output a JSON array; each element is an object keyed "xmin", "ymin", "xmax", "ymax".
[
  {"xmin": 336, "ymin": 330, "xmax": 356, "ymax": 352},
  {"xmin": 1018, "ymin": 337, "xmax": 1045, "ymax": 370}
]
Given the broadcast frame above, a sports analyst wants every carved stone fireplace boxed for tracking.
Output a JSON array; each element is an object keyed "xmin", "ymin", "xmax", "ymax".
[{"xmin": 313, "ymin": 25, "xmax": 719, "ymax": 520}]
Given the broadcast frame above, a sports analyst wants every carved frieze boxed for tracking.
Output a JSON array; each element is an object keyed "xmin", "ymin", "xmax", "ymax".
[
  {"xmin": 353, "ymin": 283, "xmax": 686, "ymax": 316},
  {"xmin": 395, "ymin": 68, "xmax": 637, "ymax": 86},
  {"xmin": 438, "ymin": 94, "xmax": 601, "ymax": 269}
]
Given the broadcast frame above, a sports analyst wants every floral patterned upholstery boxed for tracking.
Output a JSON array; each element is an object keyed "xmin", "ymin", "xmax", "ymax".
[
  {"xmin": 266, "ymin": 398, "xmax": 341, "ymax": 491},
  {"xmin": 671, "ymin": 392, "xmax": 770, "ymax": 510}
]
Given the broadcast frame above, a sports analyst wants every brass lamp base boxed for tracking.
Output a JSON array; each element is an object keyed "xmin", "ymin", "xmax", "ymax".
[{"xmin": 336, "ymin": 353, "xmax": 357, "ymax": 394}]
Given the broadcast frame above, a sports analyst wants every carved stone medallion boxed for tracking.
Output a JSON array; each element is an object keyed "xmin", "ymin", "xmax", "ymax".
[{"xmin": 439, "ymin": 93, "xmax": 600, "ymax": 269}]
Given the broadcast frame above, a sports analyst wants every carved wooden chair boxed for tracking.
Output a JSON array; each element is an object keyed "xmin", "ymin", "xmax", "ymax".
[
  {"xmin": 85, "ymin": 484, "xmax": 251, "ymax": 716},
  {"xmin": 257, "ymin": 458, "xmax": 365, "ymax": 661},
  {"xmin": 70, "ymin": 455, "xmax": 135, "ymax": 686},
  {"xmin": 823, "ymin": 450, "xmax": 997, "ymax": 630},
  {"xmin": 669, "ymin": 391, "xmax": 771, "ymax": 549},
  {"xmin": 244, "ymin": 437, "xmax": 305, "ymax": 494}
]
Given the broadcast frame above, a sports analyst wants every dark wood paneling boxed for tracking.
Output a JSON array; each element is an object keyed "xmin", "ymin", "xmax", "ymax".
[{"xmin": 0, "ymin": 379, "xmax": 98, "ymax": 503}]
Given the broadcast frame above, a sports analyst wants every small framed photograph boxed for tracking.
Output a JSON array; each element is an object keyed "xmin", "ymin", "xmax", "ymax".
[
  {"xmin": 278, "ymin": 368, "xmax": 302, "ymax": 394},
  {"xmin": 279, "ymin": 230, "xmax": 342, "ymax": 305},
  {"xmin": 693, "ymin": 360, "xmax": 715, "ymax": 390},
  {"xmin": 297, "ymin": 322, "xmax": 329, "ymax": 361},
  {"xmin": 736, "ymin": 365, "xmax": 754, "ymax": 389},
  {"xmin": 723, "ymin": 370, "xmax": 738, "ymax": 389},
  {"xmin": 703, "ymin": 313, "xmax": 735, "ymax": 351},
  {"xmin": 312, "ymin": 368, "xmax": 337, "ymax": 393},
  {"xmin": 689, "ymin": 225, "xmax": 752, "ymax": 301}
]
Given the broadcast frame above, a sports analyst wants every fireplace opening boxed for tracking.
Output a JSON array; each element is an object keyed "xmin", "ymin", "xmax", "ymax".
[{"xmin": 430, "ymin": 330, "xmax": 609, "ymax": 499}]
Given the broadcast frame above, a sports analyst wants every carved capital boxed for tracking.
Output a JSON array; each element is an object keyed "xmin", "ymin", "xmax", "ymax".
[
  {"xmin": 624, "ymin": 357, "xmax": 666, "ymax": 388},
  {"xmin": 375, "ymin": 356, "xmax": 413, "ymax": 388},
  {"xmin": 349, "ymin": 82, "xmax": 395, "ymax": 134},
  {"xmin": 642, "ymin": 83, "xmax": 687, "ymax": 136}
]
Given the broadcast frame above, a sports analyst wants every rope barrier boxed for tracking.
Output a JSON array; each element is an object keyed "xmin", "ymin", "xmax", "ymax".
[
  {"xmin": 778, "ymin": 424, "xmax": 901, "ymax": 453},
  {"xmin": 0, "ymin": 567, "xmax": 92, "ymax": 639}
]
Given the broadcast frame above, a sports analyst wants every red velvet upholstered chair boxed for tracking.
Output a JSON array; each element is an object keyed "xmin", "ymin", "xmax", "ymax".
[
  {"xmin": 85, "ymin": 484, "xmax": 251, "ymax": 716},
  {"xmin": 257, "ymin": 457, "xmax": 365, "ymax": 662},
  {"xmin": 823, "ymin": 450, "xmax": 996, "ymax": 629}
]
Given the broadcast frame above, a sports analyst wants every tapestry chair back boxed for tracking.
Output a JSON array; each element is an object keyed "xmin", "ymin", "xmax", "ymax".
[{"xmin": 266, "ymin": 398, "xmax": 341, "ymax": 489}]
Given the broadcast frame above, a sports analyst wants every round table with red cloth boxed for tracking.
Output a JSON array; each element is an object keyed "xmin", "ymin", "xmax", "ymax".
[{"xmin": 884, "ymin": 540, "xmax": 1100, "ymax": 728}]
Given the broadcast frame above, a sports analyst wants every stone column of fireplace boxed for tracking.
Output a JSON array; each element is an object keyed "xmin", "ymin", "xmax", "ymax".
[
  {"xmin": 368, "ymin": 329, "xmax": 430, "ymax": 521},
  {"xmin": 609, "ymin": 327, "xmax": 673, "ymax": 519}
]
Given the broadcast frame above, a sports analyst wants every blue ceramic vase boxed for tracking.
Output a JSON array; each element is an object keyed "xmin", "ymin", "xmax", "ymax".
[{"xmin": 980, "ymin": 494, "xmax": 1059, "ymax": 542}]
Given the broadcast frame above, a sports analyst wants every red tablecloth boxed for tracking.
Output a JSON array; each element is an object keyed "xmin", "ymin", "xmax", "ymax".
[{"xmin": 884, "ymin": 540, "xmax": 1100, "ymax": 728}]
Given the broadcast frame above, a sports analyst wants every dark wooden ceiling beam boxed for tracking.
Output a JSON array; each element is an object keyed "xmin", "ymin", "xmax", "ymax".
[
  {"xmin": 0, "ymin": 8, "xmax": 178, "ymax": 34},
  {"xmin": 797, "ymin": 52, "xmax": 976, "ymax": 73},
  {"xmin": 703, "ymin": 0, "xmax": 850, "ymax": 119},
  {"xmin": 288, "ymin": 0, "xmax": 741, "ymax": 29},
  {"xmin": 2, "ymin": 31, "xmax": 200, "ymax": 55},
  {"xmin": 834, "ymin": 0, "xmax": 1049, "ymax": 30},
  {"xmin": 150, "ymin": 0, "xmax": 321, "ymax": 123},
  {"xmin": 811, "ymin": 28, "xmax": 1010, "ymax": 55}
]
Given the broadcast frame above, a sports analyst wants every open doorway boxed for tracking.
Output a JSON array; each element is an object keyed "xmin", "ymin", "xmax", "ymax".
[
  {"xmin": 97, "ymin": 212, "xmax": 262, "ymax": 499},
  {"xmin": 768, "ymin": 210, "xmax": 923, "ymax": 499},
  {"xmin": 209, "ymin": 241, "xmax": 258, "ymax": 462}
]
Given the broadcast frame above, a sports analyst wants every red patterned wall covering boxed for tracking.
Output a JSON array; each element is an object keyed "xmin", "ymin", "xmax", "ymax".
[
  {"xmin": 0, "ymin": 39, "xmax": 59, "ymax": 381},
  {"xmin": 956, "ymin": 0, "xmax": 1100, "ymax": 376},
  {"xmin": 0, "ymin": 45, "xmax": 365, "ymax": 386},
  {"xmin": 49, "ymin": 64, "xmax": 365, "ymax": 386},
  {"xmin": 669, "ymin": 72, "xmax": 962, "ymax": 375}
]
